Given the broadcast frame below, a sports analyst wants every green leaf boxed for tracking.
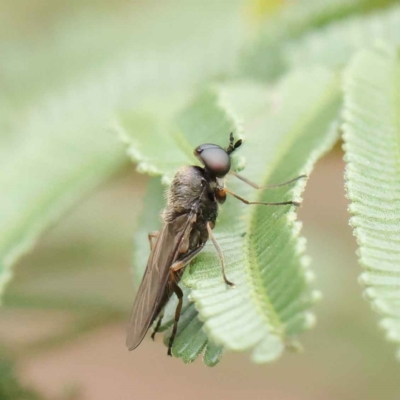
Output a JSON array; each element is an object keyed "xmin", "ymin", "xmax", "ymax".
[
  {"xmin": 240, "ymin": 0, "xmax": 400, "ymax": 81},
  {"xmin": 2, "ymin": 1, "xmax": 246, "ymax": 111},
  {"xmin": 117, "ymin": 90, "xmax": 238, "ymax": 183},
  {"xmin": 342, "ymin": 46, "xmax": 400, "ymax": 357},
  {"xmin": 125, "ymin": 67, "xmax": 342, "ymax": 364},
  {"xmin": 0, "ymin": 356, "xmax": 44, "ymax": 400},
  {"xmin": 284, "ymin": 4, "xmax": 400, "ymax": 74},
  {"xmin": 186, "ymin": 70, "xmax": 341, "ymax": 363},
  {"xmin": 0, "ymin": 105, "xmax": 126, "ymax": 300},
  {"xmin": 0, "ymin": 0, "xmax": 248, "ymax": 300},
  {"xmin": 203, "ymin": 341, "xmax": 224, "ymax": 367}
]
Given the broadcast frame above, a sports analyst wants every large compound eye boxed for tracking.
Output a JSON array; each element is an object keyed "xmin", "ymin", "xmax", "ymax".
[{"xmin": 194, "ymin": 143, "xmax": 231, "ymax": 178}]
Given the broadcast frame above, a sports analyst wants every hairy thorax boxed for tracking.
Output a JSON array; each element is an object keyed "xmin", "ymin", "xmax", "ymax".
[{"xmin": 162, "ymin": 165, "xmax": 218, "ymax": 224}]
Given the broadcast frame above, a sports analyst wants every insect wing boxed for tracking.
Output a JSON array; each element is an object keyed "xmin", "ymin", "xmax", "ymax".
[{"xmin": 126, "ymin": 213, "xmax": 195, "ymax": 350}]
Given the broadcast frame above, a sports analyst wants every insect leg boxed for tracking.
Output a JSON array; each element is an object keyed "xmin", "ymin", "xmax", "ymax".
[
  {"xmin": 151, "ymin": 311, "xmax": 164, "ymax": 340},
  {"xmin": 168, "ymin": 272, "xmax": 183, "ymax": 356},
  {"xmin": 206, "ymin": 222, "xmax": 235, "ymax": 287},
  {"xmin": 147, "ymin": 231, "xmax": 160, "ymax": 251},
  {"xmin": 166, "ymin": 244, "xmax": 205, "ymax": 356},
  {"xmin": 225, "ymin": 188, "xmax": 300, "ymax": 207},
  {"xmin": 230, "ymin": 171, "xmax": 307, "ymax": 189},
  {"xmin": 170, "ymin": 245, "xmax": 206, "ymax": 273}
]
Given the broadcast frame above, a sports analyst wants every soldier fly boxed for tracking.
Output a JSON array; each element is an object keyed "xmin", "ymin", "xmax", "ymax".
[{"xmin": 126, "ymin": 133, "xmax": 305, "ymax": 356}]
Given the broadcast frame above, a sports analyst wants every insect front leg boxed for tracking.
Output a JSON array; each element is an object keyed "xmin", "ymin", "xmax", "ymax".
[
  {"xmin": 224, "ymin": 188, "xmax": 300, "ymax": 207},
  {"xmin": 147, "ymin": 231, "xmax": 160, "ymax": 251},
  {"xmin": 206, "ymin": 222, "xmax": 235, "ymax": 287},
  {"xmin": 230, "ymin": 171, "xmax": 307, "ymax": 189}
]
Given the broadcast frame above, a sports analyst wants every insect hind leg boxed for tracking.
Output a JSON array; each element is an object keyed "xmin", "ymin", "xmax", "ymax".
[
  {"xmin": 151, "ymin": 311, "xmax": 164, "ymax": 340},
  {"xmin": 168, "ymin": 272, "xmax": 183, "ymax": 357},
  {"xmin": 166, "ymin": 244, "xmax": 205, "ymax": 356}
]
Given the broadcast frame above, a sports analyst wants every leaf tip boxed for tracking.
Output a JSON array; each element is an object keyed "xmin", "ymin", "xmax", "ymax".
[
  {"xmin": 285, "ymin": 339, "xmax": 304, "ymax": 353},
  {"xmin": 304, "ymin": 270, "xmax": 316, "ymax": 284},
  {"xmin": 363, "ymin": 287, "xmax": 377, "ymax": 301},
  {"xmin": 311, "ymin": 290, "xmax": 323, "ymax": 303},
  {"xmin": 303, "ymin": 311, "xmax": 316, "ymax": 330},
  {"xmin": 358, "ymin": 272, "xmax": 370, "ymax": 286},
  {"xmin": 251, "ymin": 335, "xmax": 284, "ymax": 364}
]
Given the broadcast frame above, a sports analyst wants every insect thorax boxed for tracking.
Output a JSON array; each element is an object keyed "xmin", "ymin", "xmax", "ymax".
[{"xmin": 162, "ymin": 165, "xmax": 218, "ymax": 224}]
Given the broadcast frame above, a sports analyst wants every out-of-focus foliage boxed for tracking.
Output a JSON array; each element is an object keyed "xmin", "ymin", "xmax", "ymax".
[
  {"xmin": 240, "ymin": 0, "xmax": 400, "ymax": 80},
  {"xmin": 0, "ymin": 356, "xmax": 44, "ymax": 400},
  {"xmin": 343, "ymin": 46, "xmax": 400, "ymax": 359},
  {"xmin": 285, "ymin": 4, "xmax": 400, "ymax": 73}
]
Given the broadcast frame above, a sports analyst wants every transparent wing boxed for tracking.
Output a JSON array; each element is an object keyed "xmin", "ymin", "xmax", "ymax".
[{"xmin": 126, "ymin": 212, "xmax": 195, "ymax": 351}]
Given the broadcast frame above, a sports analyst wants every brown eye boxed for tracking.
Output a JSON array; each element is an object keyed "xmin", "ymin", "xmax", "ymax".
[{"xmin": 194, "ymin": 143, "xmax": 231, "ymax": 178}]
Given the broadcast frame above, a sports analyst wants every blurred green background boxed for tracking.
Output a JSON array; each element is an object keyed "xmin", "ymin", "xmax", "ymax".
[{"xmin": 1, "ymin": 1, "xmax": 400, "ymax": 399}]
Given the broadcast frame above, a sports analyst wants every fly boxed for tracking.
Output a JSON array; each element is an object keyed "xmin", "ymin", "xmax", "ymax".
[{"xmin": 126, "ymin": 133, "xmax": 306, "ymax": 356}]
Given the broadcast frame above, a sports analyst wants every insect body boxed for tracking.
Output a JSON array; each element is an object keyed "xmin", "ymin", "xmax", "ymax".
[{"xmin": 126, "ymin": 134, "xmax": 304, "ymax": 356}]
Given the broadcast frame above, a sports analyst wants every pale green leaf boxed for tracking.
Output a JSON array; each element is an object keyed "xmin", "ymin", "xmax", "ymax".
[
  {"xmin": 342, "ymin": 46, "xmax": 400, "ymax": 357},
  {"xmin": 126, "ymin": 67, "xmax": 341, "ymax": 364},
  {"xmin": 240, "ymin": 0, "xmax": 399, "ymax": 81},
  {"xmin": 117, "ymin": 91, "xmax": 238, "ymax": 183},
  {"xmin": 117, "ymin": 110, "xmax": 190, "ymax": 181},
  {"xmin": 203, "ymin": 341, "xmax": 224, "ymax": 367},
  {"xmin": 0, "ymin": 101, "xmax": 127, "ymax": 299},
  {"xmin": 284, "ymin": 4, "xmax": 400, "ymax": 73},
  {"xmin": 186, "ymin": 70, "xmax": 341, "ymax": 363},
  {"xmin": 1, "ymin": 1, "xmax": 246, "ymax": 111},
  {"xmin": 0, "ymin": 0, "xmax": 248, "ymax": 299}
]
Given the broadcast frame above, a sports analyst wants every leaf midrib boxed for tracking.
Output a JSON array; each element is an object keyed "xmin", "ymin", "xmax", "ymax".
[
  {"xmin": 243, "ymin": 72, "xmax": 340, "ymax": 335},
  {"xmin": 392, "ymin": 56, "xmax": 400, "ymax": 200}
]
